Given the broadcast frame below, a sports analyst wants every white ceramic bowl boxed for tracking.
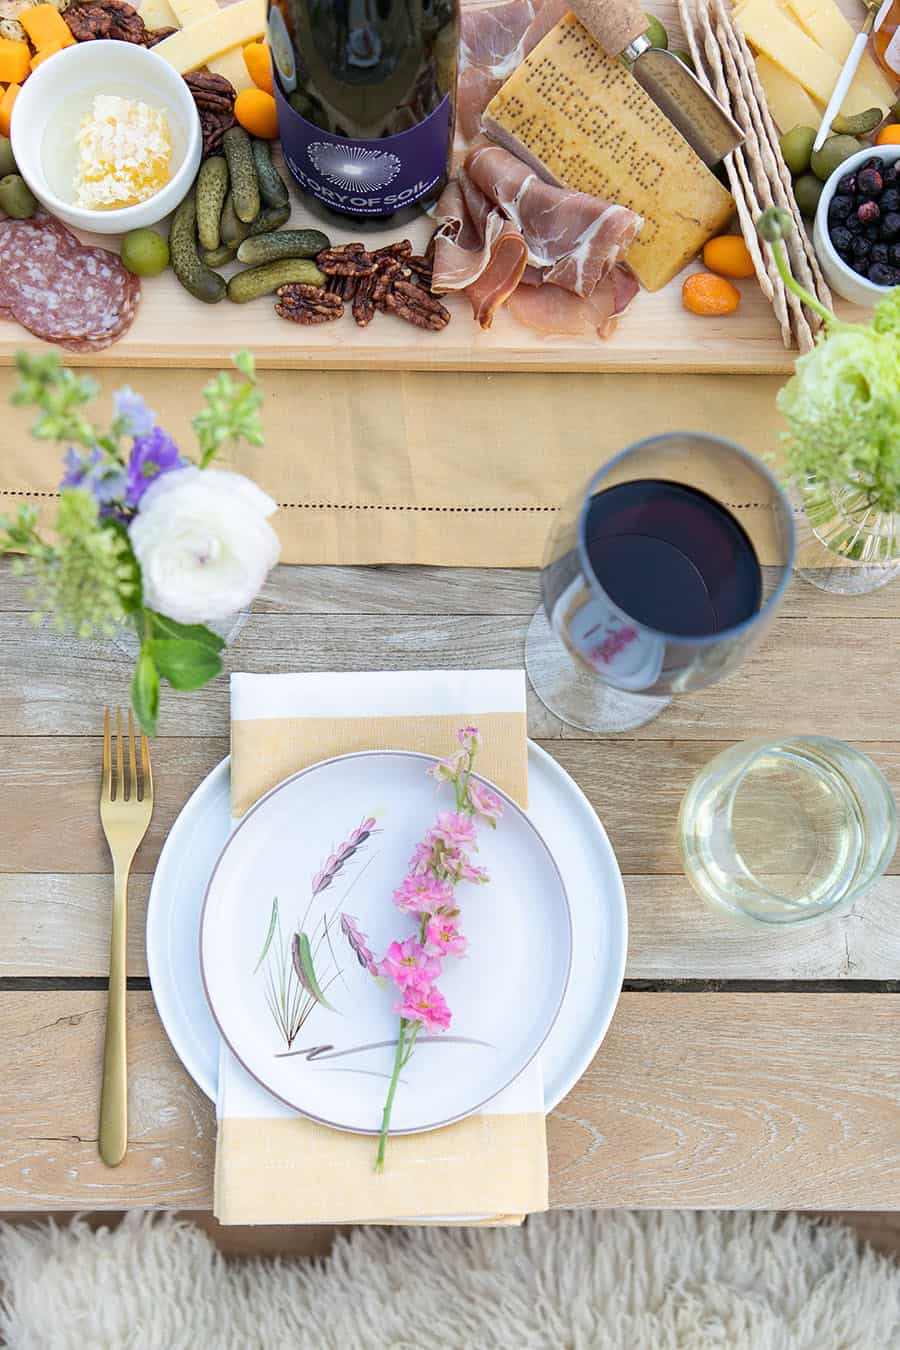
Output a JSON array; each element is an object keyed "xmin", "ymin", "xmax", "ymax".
[
  {"xmin": 813, "ymin": 144, "xmax": 900, "ymax": 307},
  {"xmin": 10, "ymin": 40, "xmax": 201, "ymax": 234}
]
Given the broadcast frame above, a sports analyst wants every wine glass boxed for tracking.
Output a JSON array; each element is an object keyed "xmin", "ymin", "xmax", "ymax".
[{"xmin": 525, "ymin": 433, "xmax": 796, "ymax": 732}]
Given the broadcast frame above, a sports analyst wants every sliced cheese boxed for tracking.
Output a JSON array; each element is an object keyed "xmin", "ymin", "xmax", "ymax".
[
  {"xmin": 167, "ymin": 0, "xmax": 216, "ymax": 22},
  {"xmin": 208, "ymin": 45, "xmax": 255, "ymax": 93},
  {"xmin": 783, "ymin": 0, "xmax": 896, "ymax": 107},
  {"xmin": 753, "ymin": 53, "xmax": 822, "ymax": 132},
  {"xmin": 139, "ymin": 0, "xmax": 179, "ymax": 29},
  {"xmin": 483, "ymin": 16, "xmax": 734, "ymax": 291},
  {"xmin": 152, "ymin": 0, "xmax": 265, "ymax": 74}
]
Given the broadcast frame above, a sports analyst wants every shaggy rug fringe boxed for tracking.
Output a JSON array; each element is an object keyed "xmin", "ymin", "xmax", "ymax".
[{"xmin": 0, "ymin": 1209, "xmax": 897, "ymax": 1349}]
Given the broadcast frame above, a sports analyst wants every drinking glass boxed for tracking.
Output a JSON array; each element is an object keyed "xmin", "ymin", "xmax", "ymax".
[
  {"xmin": 525, "ymin": 433, "xmax": 796, "ymax": 732},
  {"xmin": 678, "ymin": 736, "xmax": 898, "ymax": 923}
]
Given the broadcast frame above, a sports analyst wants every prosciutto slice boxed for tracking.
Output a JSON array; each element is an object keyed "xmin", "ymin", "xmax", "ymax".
[
  {"xmin": 508, "ymin": 267, "xmax": 640, "ymax": 337},
  {"xmin": 456, "ymin": 0, "xmax": 570, "ymax": 145},
  {"xmin": 432, "ymin": 145, "xmax": 642, "ymax": 332}
]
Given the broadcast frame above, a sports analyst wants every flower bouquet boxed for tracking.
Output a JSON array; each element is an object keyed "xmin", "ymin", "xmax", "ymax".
[
  {"xmin": 0, "ymin": 351, "xmax": 280, "ymax": 732},
  {"xmin": 757, "ymin": 209, "xmax": 900, "ymax": 590}
]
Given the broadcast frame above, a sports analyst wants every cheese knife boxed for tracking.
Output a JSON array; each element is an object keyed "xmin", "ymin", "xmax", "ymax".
[
  {"xmin": 812, "ymin": 0, "xmax": 894, "ymax": 152},
  {"xmin": 568, "ymin": 0, "xmax": 745, "ymax": 166}
]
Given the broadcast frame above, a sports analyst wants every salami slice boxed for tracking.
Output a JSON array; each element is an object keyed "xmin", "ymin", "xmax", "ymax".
[{"xmin": 0, "ymin": 213, "xmax": 140, "ymax": 351}]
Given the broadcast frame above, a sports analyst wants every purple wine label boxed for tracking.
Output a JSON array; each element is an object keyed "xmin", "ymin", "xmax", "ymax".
[{"xmin": 274, "ymin": 87, "xmax": 451, "ymax": 216}]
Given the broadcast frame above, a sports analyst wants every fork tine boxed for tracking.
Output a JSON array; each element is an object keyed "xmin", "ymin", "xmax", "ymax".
[
  {"xmin": 141, "ymin": 732, "xmax": 152, "ymax": 803},
  {"xmin": 102, "ymin": 707, "xmax": 112, "ymax": 800},
  {"xmin": 128, "ymin": 708, "xmax": 138, "ymax": 801},
  {"xmin": 116, "ymin": 707, "xmax": 125, "ymax": 802}
]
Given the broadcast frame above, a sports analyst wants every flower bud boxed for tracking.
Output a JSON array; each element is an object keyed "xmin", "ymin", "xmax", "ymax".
[{"xmin": 756, "ymin": 208, "xmax": 794, "ymax": 243}]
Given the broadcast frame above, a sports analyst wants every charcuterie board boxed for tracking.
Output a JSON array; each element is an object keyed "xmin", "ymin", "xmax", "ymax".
[{"xmin": 0, "ymin": 0, "xmax": 876, "ymax": 370}]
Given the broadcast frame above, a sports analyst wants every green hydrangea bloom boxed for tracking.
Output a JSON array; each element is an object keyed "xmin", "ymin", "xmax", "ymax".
[{"xmin": 27, "ymin": 490, "xmax": 139, "ymax": 638}]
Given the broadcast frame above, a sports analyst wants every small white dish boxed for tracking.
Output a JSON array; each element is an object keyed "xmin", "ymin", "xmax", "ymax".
[
  {"xmin": 10, "ymin": 40, "xmax": 201, "ymax": 235},
  {"xmin": 199, "ymin": 750, "xmax": 573, "ymax": 1134},
  {"xmin": 813, "ymin": 144, "xmax": 900, "ymax": 307}
]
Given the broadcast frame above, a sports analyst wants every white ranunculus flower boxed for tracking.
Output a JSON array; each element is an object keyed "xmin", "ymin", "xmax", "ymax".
[{"xmin": 129, "ymin": 467, "xmax": 280, "ymax": 624}]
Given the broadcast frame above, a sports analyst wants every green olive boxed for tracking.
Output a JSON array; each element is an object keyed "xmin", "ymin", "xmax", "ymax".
[
  {"xmin": 120, "ymin": 227, "xmax": 170, "ymax": 277},
  {"xmin": 643, "ymin": 13, "xmax": 668, "ymax": 47},
  {"xmin": 0, "ymin": 135, "xmax": 16, "ymax": 179},
  {"xmin": 672, "ymin": 47, "xmax": 695, "ymax": 71},
  {"xmin": 793, "ymin": 172, "xmax": 824, "ymax": 218},
  {"xmin": 779, "ymin": 125, "xmax": 816, "ymax": 177},
  {"xmin": 810, "ymin": 134, "xmax": 863, "ymax": 182},
  {"xmin": 0, "ymin": 174, "xmax": 36, "ymax": 219}
]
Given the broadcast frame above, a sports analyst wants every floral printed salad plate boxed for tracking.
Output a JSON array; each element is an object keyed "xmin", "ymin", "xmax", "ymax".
[
  {"xmin": 147, "ymin": 742, "xmax": 627, "ymax": 1122},
  {"xmin": 199, "ymin": 751, "xmax": 573, "ymax": 1134}
]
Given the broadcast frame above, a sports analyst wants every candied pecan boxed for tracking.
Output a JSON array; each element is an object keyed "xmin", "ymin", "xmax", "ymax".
[
  {"xmin": 351, "ymin": 274, "xmax": 377, "ymax": 327},
  {"xmin": 144, "ymin": 25, "xmax": 177, "ymax": 44},
  {"xmin": 66, "ymin": 0, "xmax": 146, "ymax": 42},
  {"xmin": 275, "ymin": 284, "xmax": 344, "ymax": 325},
  {"xmin": 373, "ymin": 239, "xmax": 412, "ymax": 262},
  {"xmin": 200, "ymin": 110, "xmax": 238, "ymax": 158},
  {"xmin": 316, "ymin": 244, "xmax": 377, "ymax": 277},
  {"xmin": 185, "ymin": 71, "xmax": 236, "ymax": 101},
  {"xmin": 372, "ymin": 257, "xmax": 402, "ymax": 309},
  {"xmin": 383, "ymin": 279, "xmax": 450, "ymax": 330},
  {"xmin": 405, "ymin": 254, "xmax": 434, "ymax": 289},
  {"xmin": 327, "ymin": 274, "xmax": 357, "ymax": 302}
]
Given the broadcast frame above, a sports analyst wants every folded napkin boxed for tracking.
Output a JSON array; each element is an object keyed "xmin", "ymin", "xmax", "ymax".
[{"xmin": 214, "ymin": 669, "xmax": 548, "ymax": 1226}]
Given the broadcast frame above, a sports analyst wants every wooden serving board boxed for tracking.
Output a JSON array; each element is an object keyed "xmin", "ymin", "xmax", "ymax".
[{"xmin": 0, "ymin": 0, "xmax": 868, "ymax": 371}]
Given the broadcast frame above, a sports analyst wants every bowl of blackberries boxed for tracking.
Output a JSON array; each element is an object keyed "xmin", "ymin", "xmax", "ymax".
[{"xmin": 813, "ymin": 145, "xmax": 900, "ymax": 306}]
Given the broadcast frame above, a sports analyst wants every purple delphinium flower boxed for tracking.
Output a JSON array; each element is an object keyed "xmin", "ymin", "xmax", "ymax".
[
  {"xmin": 113, "ymin": 387, "xmax": 155, "ymax": 437},
  {"xmin": 59, "ymin": 447, "xmax": 127, "ymax": 512},
  {"xmin": 125, "ymin": 427, "xmax": 184, "ymax": 508}
]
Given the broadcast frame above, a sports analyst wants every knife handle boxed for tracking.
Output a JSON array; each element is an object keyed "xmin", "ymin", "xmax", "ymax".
[{"xmin": 569, "ymin": 0, "xmax": 649, "ymax": 57}]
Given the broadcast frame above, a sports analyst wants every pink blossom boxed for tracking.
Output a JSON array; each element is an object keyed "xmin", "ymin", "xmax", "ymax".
[
  {"xmin": 429, "ymin": 811, "xmax": 478, "ymax": 850},
  {"xmin": 394, "ymin": 983, "xmax": 452, "ymax": 1033},
  {"xmin": 427, "ymin": 748, "xmax": 467, "ymax": 784},
  {"xmin": 457, "ymin": 725, "xmax": 481, "ymax": 752},
  {"xmin": 392, "ymin": 873, "xmax": 455, "ymax": 915},
  {"xmin": 424, "ymin": 916, "xmax": 468, "ymax": 959},
  {"xmin": 379, "ymin": 938, "xmax": 441, "ymax": 990},
  {"xmin": 442, "ymin": 849, "xmax": 490, "ymax": 885},
  {"xmin": 467, "ymin": 780, "xmax": 504, "ymax": 826},
  {"xmin": 407, "ymin": 839, "xmax": 436, "ymax": 875}
]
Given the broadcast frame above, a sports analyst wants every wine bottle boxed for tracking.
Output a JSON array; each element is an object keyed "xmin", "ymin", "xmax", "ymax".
[{"xmin": 268, "ymin": 0, "xmax": 458, "ymax": 220}]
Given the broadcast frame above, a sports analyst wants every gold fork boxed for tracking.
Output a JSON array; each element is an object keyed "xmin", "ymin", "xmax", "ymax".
[{"xmin": 99, "ymin": 708, "xmax": 153, "ymax": 1167}]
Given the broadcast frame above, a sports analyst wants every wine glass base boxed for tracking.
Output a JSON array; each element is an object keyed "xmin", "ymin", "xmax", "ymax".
[{"xmin": 525, "ymin": 610, "xmax": 671, "ymax": 732}]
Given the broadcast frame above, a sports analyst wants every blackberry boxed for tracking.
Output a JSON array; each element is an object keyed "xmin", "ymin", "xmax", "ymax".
[
  {"xmin": 862, "ymin": 157, "xmax": 885, "ymax": 173},
  {"xmin": 870, "ymin": 242, "xmax": 889, "ymax": 265},
  {"xmin": 836, "ymin": 172, "xmax": 857, "ymax": 194},
  {"xmin": 868, "ymin": 262, "xmax": 900, "ymax": 286},
  {"xmin": 880, "ymin": 188, "xmax": 900, "ymax": 213},
  {"xmin": 882, "ymin": 211, "xmax": 900, "ymax": 239},
  {"xmin": 890, "ymin": 243, "xmax": 900, "ymax": 266},
  {"xmin": 828, "ymin": 195, "xmax": 854, "ymax": 223},
  {"xmin": 857, "ymin": 167, "xmax": 883, "ymax": 196},
  {"xmin": 851, "ymin": 258, "xmax": 871, "ymax": 277},
  {"xmin": 851, "ymin": 235, "xmax": 871, "ymax": 259},
  {"xmin": 857, "ymin": 199, "xmax": 880, "ymax": 224},
  {"xmin": 863, "ymin": 223, "xmax": 882, "ymax": 240}
]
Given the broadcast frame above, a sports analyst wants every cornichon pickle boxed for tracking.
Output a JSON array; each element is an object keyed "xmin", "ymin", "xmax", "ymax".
[
  {"xmin": 223, "ymin": 127, "xmax": 260, "ymax": 224},
  {"xmin": 810, "ymin": 134, "xmax": 862, "ymax": 181},
  {"xmin": 203, "ymin": 242, "xmax": 238, "ymax": 267},
  {"xmin": 169, "ymin": 193, "xmax": 226, "ymax": 303},
  {"xmin": 227, "ymin": 258, "xmax": 326, "ymax": 302},
  {"xmin": 196, "ymin": 155, "xmax": 229, "ymax": 253},
  {"xmin": 249, "ymin": 204, "xmax": 291, "ymax": 235},
  {"xmin": 0, "ymin": 135, "xmax": 16, "ymax": 179},
  {"xmin": 236, "ymin": 227, "xmax": 330, "ymax": 264},
  {"xmin": 780, "ymin": 125, "xmax": 815, "ymax": 176},
  {"xmin": 251, "ymin": 137, "xmax": 289, "ymax": 209},
  {"xmin": 830, "ymin": 107, "xmax": 884, "ymax": 137},
  {"xmin": 0, "ymin": 174, "xmax": 35, "ymax": 219},
  {"xmin": 220, "ymin": 191, "xmax": 251, "ymax": 246}
]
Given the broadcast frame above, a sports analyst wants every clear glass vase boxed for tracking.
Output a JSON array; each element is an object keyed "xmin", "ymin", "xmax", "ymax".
[
  {"xmin": 794, "ymin": 479, "xmax": 900, "ymax": 595},
  {"xmin": 111, "ymin": 608, "xmax": 250, "ymax": 659}
]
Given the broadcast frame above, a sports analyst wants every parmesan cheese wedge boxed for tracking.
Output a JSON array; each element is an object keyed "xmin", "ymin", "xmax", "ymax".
[
  {"xmin": 152, "ymin": 0, "xmax": 265, "ymax": 73},
  {"xmin": 484, "ymin": 15, "xmax": 734, "ymax": 291}
]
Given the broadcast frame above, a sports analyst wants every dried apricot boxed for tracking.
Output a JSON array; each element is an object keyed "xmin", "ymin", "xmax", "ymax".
[
  {"xmin": 243, "ymin": 41, "xmax": 273, "ymax": 96},
  {"xmin": 234, "ymin": 87, "xmax": 279, "ymax": 140},
  {"xmin": 702, "ymin": 234, "xmax": 755, "ymax": 278},
  {"xmin": 875, "ymin": 124, "xmax": 900, "ymax": 146},
  {"xmin": 682, "ymin": 272, "xmax": 741, "ymax": 316}
]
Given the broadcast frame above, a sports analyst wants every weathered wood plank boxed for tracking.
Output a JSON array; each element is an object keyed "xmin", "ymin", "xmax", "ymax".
[
  {"xmin": 1, "ymin": 992, "xmax": 896, "ymax": 1211},
  {"xmin": 2, "ymin": 739, "xmax": 897, "ymax": 879},
  {"xmin": 4, "ymin": 873, "xmax": 899, "ymax": 981},
  {"xmin": 4, "ymin": 561, "xmax": 900, "ymax": 618},
  {"xmin": 0, "ymin": 613, "xmax": 897, "ymax": 740}
]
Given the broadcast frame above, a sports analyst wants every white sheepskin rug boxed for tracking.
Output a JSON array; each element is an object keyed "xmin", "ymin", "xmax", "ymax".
[{"xmin": 1, "ymin": 1209, "xmax": 897, "ymax": 1349}]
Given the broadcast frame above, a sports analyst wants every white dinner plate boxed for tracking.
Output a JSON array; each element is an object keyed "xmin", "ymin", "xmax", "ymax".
[
  {"xmin": 147, "ymin": 742, "xmax": 627, "ymax": 1115},
  {"xmin": 200, "ymin": 751, "xmax": 572, "ymax": 1134}
]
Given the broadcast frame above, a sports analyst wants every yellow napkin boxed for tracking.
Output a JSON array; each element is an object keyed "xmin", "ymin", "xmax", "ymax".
[{"xmin": 214, "ymin": 669, "xmax": 548, "ymax": 1225}]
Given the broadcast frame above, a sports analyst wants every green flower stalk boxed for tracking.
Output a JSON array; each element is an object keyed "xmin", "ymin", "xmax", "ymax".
[{"xmin": 756, "ymin": 208, "xmax": 900, "ymax": 519}]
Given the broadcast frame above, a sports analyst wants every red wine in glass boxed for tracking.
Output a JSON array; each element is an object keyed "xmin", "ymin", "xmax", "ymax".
[{"xmin": 584, "ymin": 479, "xmax": 763, "ymax": 639}]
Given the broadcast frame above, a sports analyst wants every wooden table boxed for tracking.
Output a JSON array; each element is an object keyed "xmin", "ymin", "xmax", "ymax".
[{"xmin": 1, "ymin": 560, "xmax": 898, "ymax": 1213}]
